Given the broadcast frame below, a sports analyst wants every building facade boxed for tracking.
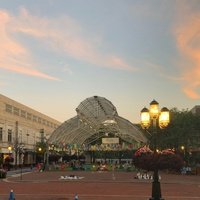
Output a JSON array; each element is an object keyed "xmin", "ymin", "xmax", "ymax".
[{"xmin": 0, "ymin": 94, "xmax": 61, "ymax": 166}]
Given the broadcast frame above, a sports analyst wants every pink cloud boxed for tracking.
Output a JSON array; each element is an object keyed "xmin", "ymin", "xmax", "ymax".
[
  {"xmin": 175, "ymin": 12, "xmax": 200, "ymax": 99},
  {"xmin": 1, "ymin": 64, "xmax": 59, "ymax": 80},
  {"xmin": 13, "ymin": 8, "xmax": 136, "ymax": 71},
  {"xmin": 105, "ymin": 55, "xmax": 135, "ymax": 71},
  {"xmin": 183, "ymin": 85, "xmax": 200, "ymax": 99},
  {"xmin": 0, "ymin": 10, "xmax": 59, "ymax": 80},
  {"xmin": 0, "ymin": 7, "xmax": 137, "ymax": 83}
]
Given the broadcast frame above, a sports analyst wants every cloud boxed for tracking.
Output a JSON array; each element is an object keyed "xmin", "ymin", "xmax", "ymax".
[
  {"xmin": 105, "ymin": 55, "xmax": 134, "ymax": 71},
  {"xmin": 13, "ymin": 8, "xmax": 136, "ymax": 71},
  {"xmin": 0, "ymin": 10, "xmax": 59, "ymax": 80},
  {"xmin": 175, "ymin": 7, "xmax": 200, "ymax": 99}
]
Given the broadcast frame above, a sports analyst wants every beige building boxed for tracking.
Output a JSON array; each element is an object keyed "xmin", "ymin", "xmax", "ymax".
[{"xmin": 0, "ymin": 94, "xmax": 61, "ymax": 166}]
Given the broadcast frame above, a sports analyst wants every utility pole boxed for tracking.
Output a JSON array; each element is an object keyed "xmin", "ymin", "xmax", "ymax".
[{"xmin": 15, "ymin": 121, "xmax": 19, "ymax": 168}]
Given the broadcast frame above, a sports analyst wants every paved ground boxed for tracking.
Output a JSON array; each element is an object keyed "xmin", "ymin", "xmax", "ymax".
[{"xmin": 0, "ymin": 170, "xmax": 200, "ymax": 200}]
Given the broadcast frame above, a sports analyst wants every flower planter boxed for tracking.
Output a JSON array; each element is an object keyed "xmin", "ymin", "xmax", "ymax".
[{"xmin": 133, "ymin": 146, "xmax": 184, "ymax": 172}]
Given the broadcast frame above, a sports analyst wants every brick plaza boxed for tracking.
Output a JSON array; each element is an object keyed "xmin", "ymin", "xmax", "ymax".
[{"xmin": 0, "ymin": 171, "xmax": 200, "ymax": 200}]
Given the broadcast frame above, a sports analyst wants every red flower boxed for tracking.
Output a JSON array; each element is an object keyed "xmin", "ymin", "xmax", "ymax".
[
  {"xmin": 134, "ymin": 145, "xmax": 153, "ymax": 157},
  {"xmin": 161, "ymin": 149, "xmax": 175, "ymax": 155},
  {"xmin": 133, "ymin": 146, "xmax": 184, "ymax": 171}
]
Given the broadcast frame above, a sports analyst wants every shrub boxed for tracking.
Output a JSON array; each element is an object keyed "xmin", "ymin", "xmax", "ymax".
[
  {"xmin": 0, "ymin": 169, "xmax": 7, "ymax": 178},
  {"xmin": 133, "ymin": 146, "xmax": 184, "ymax": 171},
  {"xmin": 4, "ymin": 156, "xmax": 14, "ymax": 163}
]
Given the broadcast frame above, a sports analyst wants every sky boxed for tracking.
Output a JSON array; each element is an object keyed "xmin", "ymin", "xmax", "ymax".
[{"xmin": 0, "ymin": 0, "xmax": 200, "ymax": 123}]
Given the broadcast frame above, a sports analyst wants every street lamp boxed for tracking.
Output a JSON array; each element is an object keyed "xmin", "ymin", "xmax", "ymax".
[
  {"xmin": 180, "ymin": 145, "xmax": 186, "ymax": 159},
  {"xmin": 141, "ymin": 100, "xmax": 170, "ymax": 200},
  {"xmin": 181, "ymin": 145, "xmax": 185, "ymax": 150},
  {"xmin": 8, "ymin": 146, "xmax": 12, "ymax": 153}
]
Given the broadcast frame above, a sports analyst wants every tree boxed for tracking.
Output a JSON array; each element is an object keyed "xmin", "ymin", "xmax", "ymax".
[
  {"xmin": 36, "ymin": 141, "xmax": 47, "ymax": 154},
  {"xmin": 146, "ymin": 108, "xmax": 200, "ymax": 165},
  {"xmin": 36, "ymin": 141, "xmax": 47, "ymax": 163},
  {"xmin": 158, "ymin": 108, "xmax": 200, "ymax": 148}
]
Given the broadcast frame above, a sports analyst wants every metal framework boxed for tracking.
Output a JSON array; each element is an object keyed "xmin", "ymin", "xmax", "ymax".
[{"xmin": 48, "ymin": 96, "xmax": 147, "ymax": 146}]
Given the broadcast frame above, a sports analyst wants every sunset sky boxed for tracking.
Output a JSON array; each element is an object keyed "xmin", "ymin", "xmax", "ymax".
[{"xmin": 1, "ymin": 0, "xmax": 200, "ymax": 123}]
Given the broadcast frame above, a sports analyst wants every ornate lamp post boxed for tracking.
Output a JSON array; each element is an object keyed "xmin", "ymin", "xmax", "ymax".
[{"xmin": 141, "ymin": 100, "xmax": 170, "ymax": 200}]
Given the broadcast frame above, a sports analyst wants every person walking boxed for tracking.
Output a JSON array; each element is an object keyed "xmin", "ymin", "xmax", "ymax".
[{"xmin": 74, "ymin": 193, "xmax": 79, "ymax": 200}]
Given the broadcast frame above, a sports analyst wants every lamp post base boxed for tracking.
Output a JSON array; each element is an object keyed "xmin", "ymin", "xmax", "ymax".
[{"xmin": 149, "ymin": 169, "xmax": 164, "ymax": 200}]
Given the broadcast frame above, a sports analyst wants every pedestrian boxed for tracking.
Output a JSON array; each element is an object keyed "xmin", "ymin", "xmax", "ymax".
[
  {"xmin": 74, "ymin": 193, "xmax": 79, "ymax": 200},
  {"xmin": 9, "ymin": 189, "xmax": 15, "ymax": 200}
]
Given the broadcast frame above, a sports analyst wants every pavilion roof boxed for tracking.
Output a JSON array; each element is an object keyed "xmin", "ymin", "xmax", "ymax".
[{"xmin": 48, "ymin": 96, "xmax": 147, "ymax": 146}]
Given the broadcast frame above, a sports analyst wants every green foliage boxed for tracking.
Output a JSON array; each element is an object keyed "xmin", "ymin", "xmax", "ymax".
[
  {"xmin": 0, "ymin": 169, "xmax": 6, "ymax": 178},
  {"xmin": 156, "ymin": 108, "xmax": 200, "ymax": 150},
  {"xmin": 36, "ymin": 141, "xmax": 47, "ymax": 154},
  {"xmin": 0, "ymin": 155, "xmax": 3, "ymax": 165},
  {"xmin": 146, "ymin": 108, "xmax": 200, "ymax": 165}
]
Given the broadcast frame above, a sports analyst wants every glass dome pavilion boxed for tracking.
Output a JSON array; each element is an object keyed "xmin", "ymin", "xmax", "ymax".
[{"xmin": 48, "ymin": 96, "xmax": 147, "ymax": 148}]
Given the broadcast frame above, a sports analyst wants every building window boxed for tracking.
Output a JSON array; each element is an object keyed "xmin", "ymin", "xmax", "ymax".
[
  {"xmin": 5, "ymin": 104, "xmax": 12, "ymax": 113},
  {"xmin": 33, "ymin": 115, "xmax": 37, "ymax": 122},
  {"xmin": 21, "ymin": 110, "xmax": 26, "ymax": 118},
  {"xmin": 43, "ymin": 119, "xmax": 46, "ymax": 125},
  {"xmin": 13, "ymin": 107, "xmax": 19, "ymax": 116},
  {"xmin": 38, "ymin": 117, "xmax": 41, "ymax": 123},
  {"xmin": 27, "ymin": 113, "xmax": 32, "ymax": 120},
  {"xmin": 8, "ymin": 129, "xmax": 12, "ymax": 142},
  {"xmin": 0, "ymin": 127, "xmax": 2, "ymax": 141}
]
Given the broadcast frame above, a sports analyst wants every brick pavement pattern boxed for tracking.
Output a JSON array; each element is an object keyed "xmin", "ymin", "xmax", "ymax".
[{"xmin": 0, "ymin": 171, "xmax": 200, "ymax": 200}]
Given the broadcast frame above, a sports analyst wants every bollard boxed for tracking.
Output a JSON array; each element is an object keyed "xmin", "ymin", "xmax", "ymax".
[
  {"xmin": 9, "ymin": 189, "xmax": 15, "ymax": 200},
  {"xmin": 74, "ymin": 193, "xmax": 79, "ymax": 200}
]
